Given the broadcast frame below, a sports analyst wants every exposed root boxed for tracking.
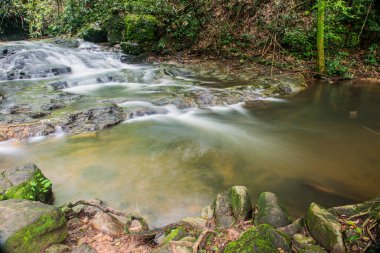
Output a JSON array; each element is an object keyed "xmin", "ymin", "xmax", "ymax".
[{"xmin": 192, "ymin": 229, "xmax": 218, "ymax": 253}]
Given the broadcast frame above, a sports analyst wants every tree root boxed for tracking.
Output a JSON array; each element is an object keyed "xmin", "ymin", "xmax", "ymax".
[{"xmin": 192, "ymin": 229, "xmax": 218, "ymax": 253}]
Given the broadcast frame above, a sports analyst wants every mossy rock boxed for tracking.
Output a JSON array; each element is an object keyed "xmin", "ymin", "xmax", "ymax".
[
  {"xmin": 254, "ymin": 192, "xmax": 292, "ymax": 228},
  {"xmin": 0, "ymin": 199, "xmax": 67, "ymax": 253},
  {"xmin": 230, "ymin": 186, "xmax": 252, "ymax": 221},
  {"xmin": 213, "ymin": 185, "xmax": 252, "ymax": 229},
  {"xmin": 160, "ymin": 226, "xmax": 187, "ymax": 246},
  {"xmin": 293, "ymin": 233, "xmax": 327, "ymax": 253},
  {"xmin": 224, "ymin": 224, "xmax": 291, "ymax": 253},
  {"xmin": 124, "ymin": 14, "xmax": 158, "ymax": 50},
  {"xmin": 120, "ymin": 41, "xmax": 143, "ymax": 56},
  {"xmin": 306, "ymin": 203, "xmax": 345, "ymax": 253},
  {"xmin": 79, "ymin": 23, "xmax": 108, "ymax": 43},
  {"xmin": 0, "ymin": 163, "xmax": 53, "ymax": 203},
  {"xmin": 45, "ymin": 244, "xmax": 70, "ymax": 253}
]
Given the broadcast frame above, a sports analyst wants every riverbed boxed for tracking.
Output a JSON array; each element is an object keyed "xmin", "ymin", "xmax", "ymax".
[{"xmin": 1, "ymin": 40, "xmax": 379, "ymax": 227}]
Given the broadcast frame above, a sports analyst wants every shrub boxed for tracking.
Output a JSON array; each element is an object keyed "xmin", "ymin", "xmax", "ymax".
[{"xmin": 124, "ymin": 14, "xmax": 159, "ymax": 45}]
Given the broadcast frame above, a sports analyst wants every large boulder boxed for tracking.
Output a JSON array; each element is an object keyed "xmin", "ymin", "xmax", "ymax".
[
  {"xmin": 0, "ymin": 163, "xmax": 53, "ymax": 203},
  {"xmin": 62, "ymin": 105, "xmax": 125, "ymax": 135},
  {"xmin": 0, "ymin": 199, "xmax": 67, "ymax": 253},
  {"xmin": 224, "ymin": 224, "xmax": 291, "ymax": 253},
  {"xmin": 214, "ymin": 186, "xmax": 252, "ymax": 229},
  {"xmin": 254, "ymin": 192, "xmax": 292, "ymax": 228},
  {"xmin": 305, "ymin": 203, "xmax": 345, "ymax": 253}
]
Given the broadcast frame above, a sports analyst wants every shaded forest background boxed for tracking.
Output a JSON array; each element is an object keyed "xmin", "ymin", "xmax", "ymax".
[{"xmin": 1, "ymin": 0, "xmax": 379, "ymax": 77}]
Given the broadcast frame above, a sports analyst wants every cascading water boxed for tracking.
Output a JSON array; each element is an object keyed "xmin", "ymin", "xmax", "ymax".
[{"xmin": 1, "ymin": 40, "xmax": 380, "ymax": 226}]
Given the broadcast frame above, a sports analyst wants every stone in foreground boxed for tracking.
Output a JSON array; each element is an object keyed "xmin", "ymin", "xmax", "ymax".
[
  {"xmin": 0, "ymin": 199, "xmax": 67, "ymax": 253},
  {"xmin": 306, "ymin": 203, "xmax": 345, "ymax": 253},
  {"xmin": 224, "ymin": 224, "xmax": 291, "ymax": 253},
  {"xmin": 292, "ymin": 233, "xmax": 327, "ymax": 253},
  {"xmin": 0, "ymin": 163, "xmax": 52, "ymax": 202},
  {"xmin": 254, "ymin": 192, "xmax": 292, "ymax": 228},
  {"xmin": 62, "ymin": 105, "xmax": 125, "ymax": 135},
  {"xmin": 214, "ymin": 185, "xmax": 252, "ymax": 229}
]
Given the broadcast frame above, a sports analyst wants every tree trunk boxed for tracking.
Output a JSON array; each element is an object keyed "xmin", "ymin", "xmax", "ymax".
[{"xmin": 317, "ymin": 0, "xmax": 326, "ymax": 74}]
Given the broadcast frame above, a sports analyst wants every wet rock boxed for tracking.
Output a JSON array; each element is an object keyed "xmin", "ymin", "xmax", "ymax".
[
  {"xmin": 0, "ymin": 121, "xmax": 56, "ymax": 141},
  {"xmin": 230, "ymin": 186, "xmax": 252, "ymax": 221},
  {"xmin": 62, "ymin": 105, "xmax": 125, "ymax": 135},
  {"xmin": 305, "ymin": 203, "xmax": 345, "ymax": 253},
  {"xmin": 0, "ymin": 163, "xmax": 53, "ymax": 203},
  {"xmin": 90, "ymin": 212, "xmax": 124, "ymax": 236},
  {"xmin": 45, "ymin": 244, "xmax": 71, "ymax": 253},
  {"xmin": 47, "ymin": 81, "xmax": 70, "ymax": 90},
  {"xmin": 0, "ymin": 199, "xmax": 67, "ymax": 253},
  {"xmin": 72, "ymin": 244, "xmax": 98, "ymax": 253},
  {"xmin": 201, "ymin": 205, "xmax": 214, "ymax": 219},
  {"xmin": 254, "ymin": 192, "xmax": 292, "ymax": 228},
  {"xmin": 50, "ymin": 38, "xmax": 80, "ymax": 48},
  {"xmin": 184, "ymin": 88, "xmax": 259, "ymax": 107},
  {"xmin": 2, "ymin": 64, "xmax": 72, "ymax": 80},
  {"xmin": 0, "ymin": 45, "xmax": 25, "ymax": 59},
  {"xmin": 121, "ymin": 42, "xmax": 143, "ymax": 56},
  {"xmin": 214, "ymin": 186, "xmax": 252, "ymax": 229},
  {"xmin": 224, "ymin": 224, "xmax": 291, "ymax": 253},
  {"xmin": 278, "ymin": 218, "xmax": 303, "ymax": 236},
  {"xmin": 214, "ymin": 190, "xmax": 237, "ymax": 229}
]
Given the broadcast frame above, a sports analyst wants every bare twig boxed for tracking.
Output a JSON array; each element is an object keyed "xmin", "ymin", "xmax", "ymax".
[
  {"xmin": 66, "ymin": 200, "xmax": 129, "ymax": 217},
  {"xmin": 357, "ymin": 0, "xmax": 373, "ymax": 44},
  {"xmin": 348, "ymin": 211, "xmax": 370, "ymax": 220},
  {"xmin": 171, "ymin": 241, "xmax": 194, "ymax": 247},
  {"xmin": 367, "ymin": 225, "xmax": 376, "ymax": 242},
  {"xmin": 361, "ymin": 241, "xmax": 373, "ymax": 253}
]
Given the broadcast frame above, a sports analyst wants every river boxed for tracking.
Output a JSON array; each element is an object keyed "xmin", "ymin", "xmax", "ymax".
[{"xmin": 0, "ymin": 40, "xmax": 379, "ymax": 226}]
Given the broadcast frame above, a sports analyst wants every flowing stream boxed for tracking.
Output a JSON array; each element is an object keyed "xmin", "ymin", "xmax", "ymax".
[{"xmin": 1, "ymin": 40, "xmax": 380, "ymax": 226}]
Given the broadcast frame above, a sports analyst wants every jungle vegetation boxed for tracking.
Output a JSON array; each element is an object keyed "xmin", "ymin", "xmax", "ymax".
[{"xmin": 0, "ymin": 0, "xmax": 379, "ymax": 77}]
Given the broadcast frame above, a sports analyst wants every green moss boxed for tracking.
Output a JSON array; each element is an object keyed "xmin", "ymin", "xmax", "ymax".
[
  {"xmin": 4, "ymin": 170, "xmax": 52, "ymax": 203},
  {"xmin": 124, "ymin": 14, "xmax": 158, "ymax": 46},
  {"xmin": 105, "ymin": 15, "xmax": 125, "ymax": 44},
  {"xmin": 306, "ymin": 203, "xmax": 344, "ymax": 252},
  {"xmin": 161, "ymin": 226, "xmax": 187, "ymax": 245},
  {"xmin": 224, "ymin": 224, "xmax": 290, "ymax": 253},
  {"xmin": 3, "ymin": 209, "xmax": 67, "ymax": 253}
]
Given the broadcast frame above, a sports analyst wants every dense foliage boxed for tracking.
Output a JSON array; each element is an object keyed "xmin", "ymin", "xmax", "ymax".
[{"xmin": 1, "ymin": 0, "xmax": 379, "ymax": 76}]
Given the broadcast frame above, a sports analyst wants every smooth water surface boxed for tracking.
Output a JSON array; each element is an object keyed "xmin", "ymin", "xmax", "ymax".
[{"xmin": 1, "ymin": 41, "xmax": 379, "ymax": 226}]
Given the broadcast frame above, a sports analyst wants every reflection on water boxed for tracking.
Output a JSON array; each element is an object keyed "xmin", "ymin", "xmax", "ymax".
[{"xmin": 0, "ymin": 41, "xmax": 379, "ymax": 226}]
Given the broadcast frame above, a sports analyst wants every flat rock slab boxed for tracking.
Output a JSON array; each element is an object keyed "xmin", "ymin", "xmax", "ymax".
[
  {"xmin": 0, "ymin": 199, "xmax": 67, "ymax": 253},
  {"xmin": 62, "ymin": 105, "xmax": 126, "ymax": 135}
]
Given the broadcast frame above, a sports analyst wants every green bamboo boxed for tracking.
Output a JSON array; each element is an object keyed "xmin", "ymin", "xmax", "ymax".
[{"xmin": 317, "ymin": 0, "xmax": 326, "ymax": 74}]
